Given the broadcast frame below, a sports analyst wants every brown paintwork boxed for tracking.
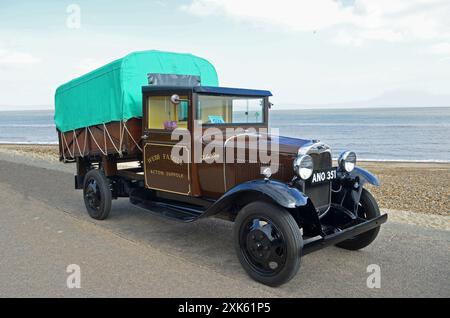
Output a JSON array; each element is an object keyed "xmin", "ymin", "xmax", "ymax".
[
  {"xmin": 102, "ymin": 156, "xmax": 118, "ymax": 177},
  {"xmin": 58, "ymin": 118, "xmax": 142, "ymax": 161},
  {"xmin": 196, "ymin": 133, "xmax": 298, "ymax": 198},
  {"xmin": 143, "ymin": 142, "xmax": 191, "ymax": 195}
]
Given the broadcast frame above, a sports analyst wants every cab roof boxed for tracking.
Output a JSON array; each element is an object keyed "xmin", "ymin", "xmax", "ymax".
[
  {"xmin": 142, "ymin": 85, "xmax": 272, "ymax": 97},
  {"xmin": 194, "ymin": 86, "xmax": 272, "ymax": 97}
]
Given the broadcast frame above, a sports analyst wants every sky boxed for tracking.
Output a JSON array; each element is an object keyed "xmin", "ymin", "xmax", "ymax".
[{"xmin": 0, "ymin": 0, "xmax": 450, "ymax": 110}]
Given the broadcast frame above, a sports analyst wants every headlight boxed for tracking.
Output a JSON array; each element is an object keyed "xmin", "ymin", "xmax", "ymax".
[
  {"xmin": 338, "ymin": 151, "xmax": 357, "ymax": 172},
  {"xmin": 293, "ymin": 155, "xmax": 314, "ymax": 180}
]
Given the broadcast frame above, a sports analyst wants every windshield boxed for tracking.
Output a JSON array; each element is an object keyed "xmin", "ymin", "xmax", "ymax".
[{"xmin": 197, "ymin": 95, "xmax": 265, "ymax": 124}]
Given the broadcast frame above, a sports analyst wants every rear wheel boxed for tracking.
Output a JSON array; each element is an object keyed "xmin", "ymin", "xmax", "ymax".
[
  {"xmin": 336, "ymin": 188, "xmax": 381, "ymax": 250},
  {"xmin": 83, "ymin": 169, "xmax": 112, "ymax": 220},
  {"xmin": 233, "ymin": 201, "xmax": 303, "ymax": 287}
]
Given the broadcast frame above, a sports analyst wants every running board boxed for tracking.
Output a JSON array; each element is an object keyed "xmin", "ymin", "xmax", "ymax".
[{"xmin": 130, "ymin": 198, "xmax": 205, "ymax": 222}]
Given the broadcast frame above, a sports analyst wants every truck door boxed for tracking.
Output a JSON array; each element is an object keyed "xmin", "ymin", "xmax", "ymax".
[{"xmin": 142, "ymin": 93, "xmax": 192, "ymax": 195}]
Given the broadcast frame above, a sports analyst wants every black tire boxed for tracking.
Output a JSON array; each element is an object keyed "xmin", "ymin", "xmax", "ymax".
[
  {"xmin": 233, "ymin": 201, "xmax": 303, "ymax": 287},
  {"xmin": 83, "ymin": 169, "xmax": 112, "ymax": 220},
  {"xmin": 336, "ymin": 189, "xmax": 381, "ymax": 251}
]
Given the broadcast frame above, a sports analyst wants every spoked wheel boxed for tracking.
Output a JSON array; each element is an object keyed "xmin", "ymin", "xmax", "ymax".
[
  {"xmin": 336, "ymin": 188, "xmax": 381, "ymax": 251},
  {"xmin": 83, "ymin": 169, "xmax": 112, "ymax": 220},
  {"xmin": 234, "ymin": 202, "xmax": 303, "ymax": 287}
]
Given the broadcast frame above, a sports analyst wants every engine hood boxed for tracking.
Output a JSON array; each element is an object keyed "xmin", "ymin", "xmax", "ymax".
[
  {"xmin": 276, "ymin": 136, "xmax": 316, "ymax": 156},
  {"xmin": 200, "ymin": 131, "xmax": 321, "ymax": 157}
]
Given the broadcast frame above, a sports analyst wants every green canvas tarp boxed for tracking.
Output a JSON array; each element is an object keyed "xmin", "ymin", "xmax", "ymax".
[{"xmin": 54, "ymin": 50, "xmax": 219, "ymax": 132}]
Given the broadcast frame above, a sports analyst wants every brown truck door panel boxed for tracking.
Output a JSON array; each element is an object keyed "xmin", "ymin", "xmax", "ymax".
[
  {"xmin": 143, "ymin": 140, "xmax": 191, "ymax": 195},
  {"xmin": 196, "ymin": 134, "xmax": 227, "ymax": 198},
  {"xmin": 197, "ymin": 131, "xmax": 270, "ymax": 196},
  {"xmin": 143, "ymin": 94, "xmax": 192, "ymax": 196}
]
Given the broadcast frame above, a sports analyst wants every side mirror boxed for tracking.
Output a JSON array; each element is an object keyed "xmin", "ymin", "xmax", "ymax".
[{"xmin": 170, "ymin": 94, "xmax": 181, "ymax": 105}]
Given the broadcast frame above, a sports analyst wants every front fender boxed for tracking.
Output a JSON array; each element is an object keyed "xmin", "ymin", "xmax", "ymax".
[
  {"xmin": 225, "ymin": 179, "xmax": 309, "ymax": 208},
  {"xmin": 201, "ymin": 179, "xmax": 309, "ymax": 218},
  {"xmin": 350, "ymin": 166, "xmax": 380, "ymax": 187}
]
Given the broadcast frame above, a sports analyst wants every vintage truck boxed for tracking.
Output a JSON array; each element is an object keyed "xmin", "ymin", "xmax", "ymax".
[{"xmin": 55, "ymin": 50, "xmax": 387, "ymax": 286}]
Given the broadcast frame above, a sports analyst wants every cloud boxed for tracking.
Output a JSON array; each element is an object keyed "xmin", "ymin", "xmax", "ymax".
[
  {"xmin": 181, "ymin": 0, "xmax": 450, "ymax": 45},
  {"xmin": 0, "ymin": 48, "xmax": 41, "ymax": 66},
  {"xmin": 181, "ymin": 0, "xmax": 355, "ymax": 32},
  {"xmin": 344, "ymin": 0, "xmax": 450, "ymax": 44}
]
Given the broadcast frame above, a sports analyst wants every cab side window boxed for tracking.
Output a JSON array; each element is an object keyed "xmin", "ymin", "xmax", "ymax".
[{"xmin": 147, "ymin": 95, "xmax": 188, "ymax": 130}]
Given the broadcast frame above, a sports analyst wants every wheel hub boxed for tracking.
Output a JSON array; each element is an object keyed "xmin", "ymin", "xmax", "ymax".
[
  {"xmin": 247, "ymin": 230, "xmax": 272, "ymax": 259},
  {"xmin": 241, "ymin": 217, "xmax": 287, "ymax": 274},
  {"xmin": 85, "ymin": 179, "xmax": 101, "ymax": 211}
]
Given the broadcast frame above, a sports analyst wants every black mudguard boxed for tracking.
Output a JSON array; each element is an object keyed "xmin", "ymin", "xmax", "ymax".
[
  {"xmin": 350, "ymin": 166, "xmax": 380, "ymax": 187},
  {"xmin": 330, "ymin": 166, "xmax": 381, "ymax": 225},
  {"xmin": 201, "ymin": 179, "xmax": 309, "ymax": 217},
  {"xmin": 201, "ymin": 179, "xmax": 324, "ymax": 236}
]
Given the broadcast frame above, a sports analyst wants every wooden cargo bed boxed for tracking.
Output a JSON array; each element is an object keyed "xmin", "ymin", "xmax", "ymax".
[{"xmin": 58, "ymin": 118, "xmax": 143, "ymax": 161}]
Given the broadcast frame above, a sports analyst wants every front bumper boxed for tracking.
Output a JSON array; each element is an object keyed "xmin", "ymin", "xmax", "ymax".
[{"xmin": 302, "ymin": 213, "xmax": 388, "ymax": 255}]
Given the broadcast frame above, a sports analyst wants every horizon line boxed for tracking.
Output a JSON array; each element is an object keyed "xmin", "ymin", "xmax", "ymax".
[{"xmin": 1, "ymin": 104, "xmax": 450, "ymax": 112}]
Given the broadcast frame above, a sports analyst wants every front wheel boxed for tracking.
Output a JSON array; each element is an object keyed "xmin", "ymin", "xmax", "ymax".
[
  {"xmin": 83, "ymin": 169, "xmax": 112, "ymax": 220},
  {"xmin": 336, "ymin": 188, "xmax": 381, "ymax": 251},
  {"xmin": 233, "ymin": 201, "xmax": 303, "ymax": 287}
]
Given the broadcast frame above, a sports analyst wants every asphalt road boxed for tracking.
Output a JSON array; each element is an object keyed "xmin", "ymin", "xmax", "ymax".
[{"xmin": 0, "ymin": 155, "xmax": 449, "ymax": 297}]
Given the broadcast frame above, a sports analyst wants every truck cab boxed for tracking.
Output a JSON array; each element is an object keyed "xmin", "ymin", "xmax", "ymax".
[{"xmin": 141, "ymin": 84, "xmax": 272, "ymax": 198}]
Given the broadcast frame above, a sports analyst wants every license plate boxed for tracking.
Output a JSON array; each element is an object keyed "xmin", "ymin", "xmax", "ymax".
[{"xmin": 310, "ymin": 168, "xmax": 337, "ymax": 184}]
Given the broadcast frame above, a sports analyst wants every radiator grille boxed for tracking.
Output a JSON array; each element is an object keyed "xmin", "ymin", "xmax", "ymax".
[{"xmin": 305, "ymin": 151, "xmax": 332, "ymax": 214}]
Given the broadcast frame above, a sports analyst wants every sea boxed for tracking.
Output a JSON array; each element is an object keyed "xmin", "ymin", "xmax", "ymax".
[{"xmin": 0, "ymin": 107, "xmax": 449, "ymax": 162}]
